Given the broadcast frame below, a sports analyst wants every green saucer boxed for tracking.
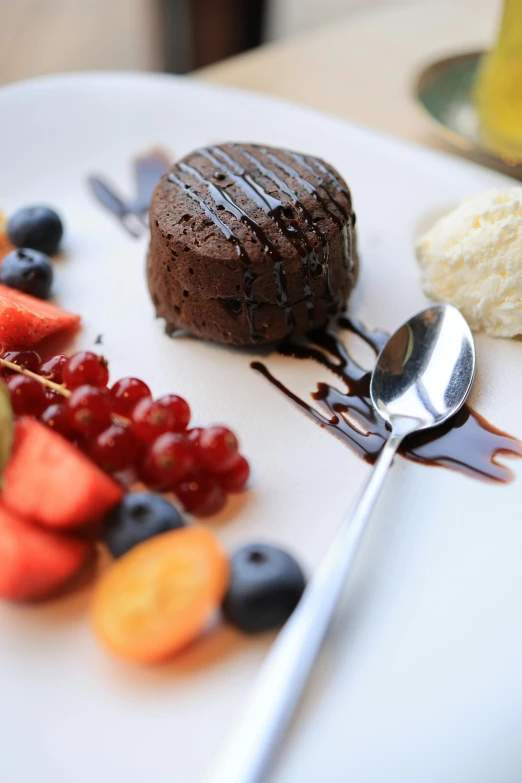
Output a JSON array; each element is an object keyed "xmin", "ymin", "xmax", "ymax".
[{"xmin": 415, "ymin": 51, "xmax": 522, "ymax": 179}]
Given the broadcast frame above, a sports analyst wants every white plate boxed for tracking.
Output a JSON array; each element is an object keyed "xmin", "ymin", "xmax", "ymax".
[{"xmin": 0, "ymin": 73, "xmax": 521, "ymax": 783}]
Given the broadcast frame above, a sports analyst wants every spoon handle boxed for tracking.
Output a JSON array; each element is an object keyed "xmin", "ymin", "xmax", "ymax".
[{"xmin": 207, "ymin": 433, "xmax": 403, "ymax": 783}]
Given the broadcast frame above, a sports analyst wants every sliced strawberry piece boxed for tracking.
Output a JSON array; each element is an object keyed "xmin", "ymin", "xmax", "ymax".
[
  {"xmin": 3, "ymin": 418, "xmax": 122, "ymax": 530},
  {"xmin": 0, "ymin": 502, "xmax": 92, "ymax": 601},
  {"xmin": 0, "ymin": 283, "xmax": 80, "ymax": 346}
]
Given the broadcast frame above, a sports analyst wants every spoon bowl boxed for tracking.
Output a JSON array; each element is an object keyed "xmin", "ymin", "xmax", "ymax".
[{"xmin": 371, "ymin": 304, "xmax": 475, "ymax": 437}]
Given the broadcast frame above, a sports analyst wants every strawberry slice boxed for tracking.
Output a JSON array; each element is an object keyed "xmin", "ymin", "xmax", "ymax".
[
  {"xmin": 0, "ymin": 502, "xmax": 92, "ymax": 601},
  {"xmin": 0, "ymin": 283, "xmax": 80, "ymax": 346},
  {"xmin": 3, "ymin": 418, "xmax": 123, "ymax": 530}
]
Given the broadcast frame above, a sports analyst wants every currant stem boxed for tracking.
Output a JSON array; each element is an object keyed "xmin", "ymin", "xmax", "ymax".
[
  {"xmin": 0, "ymin": 358, "xmax": 130, "ymax": 425},
  {"xmin": 0, "ymin": 358, "xmax": 71, "ymax": 396}
]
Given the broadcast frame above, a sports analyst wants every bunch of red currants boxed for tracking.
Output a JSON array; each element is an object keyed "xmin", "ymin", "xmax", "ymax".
[{"xmin": 1, "ymin": 349, "xmax": 250, "ymax": 517}]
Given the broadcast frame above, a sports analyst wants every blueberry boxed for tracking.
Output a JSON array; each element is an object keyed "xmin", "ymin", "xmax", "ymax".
[
  {"xmin": 0, "ymin": 248, "xmax": 53, "ymax": 299},
  {"xmin": 103, "ymin": 492, "xmax": 186, "ymax": 558},
  {"xmin": 223, "ymin": 543, "xmax": 306, "ymax": 633},
  {"xmin": 7, "ymin": 206, "xmax": 63, "ymax": 255}
]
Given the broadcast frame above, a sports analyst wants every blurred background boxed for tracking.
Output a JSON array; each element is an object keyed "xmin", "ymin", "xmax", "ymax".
[
  {"xmin": 0, "ymin": 0, "xmax": 432, "ymax": 83},
  {"xmin": 3, "ymin": 0, "xmax": 516, "ymax": 175}
]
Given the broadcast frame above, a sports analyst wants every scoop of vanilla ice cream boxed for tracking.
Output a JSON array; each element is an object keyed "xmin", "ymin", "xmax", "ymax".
[{"xmin": 415, "ymin": 188, "xmax": 522, "ymax": 337}]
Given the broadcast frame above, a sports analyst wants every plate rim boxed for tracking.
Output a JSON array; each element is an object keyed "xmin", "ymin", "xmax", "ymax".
[{"xmin": 1, "ymin": 68, "xmax": 520, "ymax": 188}]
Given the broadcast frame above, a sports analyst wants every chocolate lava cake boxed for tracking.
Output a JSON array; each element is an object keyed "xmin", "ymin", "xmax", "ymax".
[{"xmin": 147, "ymin": 143, "xmax": 357, "ymax": 345}]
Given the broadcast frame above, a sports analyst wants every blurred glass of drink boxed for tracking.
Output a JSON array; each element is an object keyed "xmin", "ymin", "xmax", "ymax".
[{"xmin": 475, "ymin": 0, "xmax": 522, "ymax": 158}]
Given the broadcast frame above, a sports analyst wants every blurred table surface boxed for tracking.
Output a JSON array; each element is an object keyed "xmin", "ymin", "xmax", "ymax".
[{"xmin": 196, "ymin": 0, "xmax": 501, "ymax": 157}]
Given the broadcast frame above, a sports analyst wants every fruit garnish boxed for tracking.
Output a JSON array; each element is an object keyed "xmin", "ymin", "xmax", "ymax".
[
  {"xmin": 91, "ymin": 526, "xmax": 229, "ymax": 662},
  {"xmin": 2, "ymin": 349, "xmax": 41, "ymax": 374},
  {"xmin": 7, "ymin": 375, "xmax": 46, "ymax": 416},
  {"xmin": 223, "ymin": 544, "xmax": 306, "ymax": 633},
  {"xmin": 103, "ymin": 492, "xmax": 186, "ymax": 558},
  {"xmin": 131, "ymin": 397, "xmax": 175, "ymax": 443},
  {"xmin": 0, "ymin": 249, "xmax": 53, "ymax": 300},
  {"xmin": 41, "ymin": 402, "xmax": 72, "ymax": 438},
  {"xmin": 63, "ymin": 351, "xmax": 109, "ymax": 390},
  {"xmin": 2, "ymin": 417, "xmax": 122, "ymax": 529},
  {"xmin": 186, "ymin": 427, "xmax": 203, "ymax": 445},
  {"xmin": 7, "ymin": 206, "xmax": 63, "ymax": 256},
  {"xmin": 196, "ymin": 426, "xmax": 239, "ymax": 473},
  {"xmin": 39, "ymin": 353, "xmax": 67, "ymax": 383},
  {"xmin": 90, "ymin": 423, "xmax": 140, "ymax": 472},
  {"xmin": 0, "ymin": 284, "xmax": 80, "ymax": 346},
  {"xmin": 0, "ymin": 348, "xmax": 250, "ymax": 517},
  {"xmin": 175, "ymin": 473, "xmax": 227, "ymax": 517},
  {"xmin": 110, "ymin": 377, "xmax": 151, "ymax": 416},
  {"xmin": 144, "ymin": 432, "xmax": 194, "ymax": 486},
  {"xmin": 67, "ymin": 385, "xmax": 112, "ymax": 435},
  {"xmin": 44, "ymin": 389, "xmax": 63, "ymax": 405},
  {"xmin": 0, "ymin": 502, "xmax": 92, "ymax": 601},
  {"xmin": 218, "ymin": 455, "xmax": 250, "ymax": 493},
  {"xmin": 0, "ymin": 203, "xmax": 286, "ymax": 666},
  {"xmin": 156, "ymin": 394, "xmax": 191, "ymax": 433}
]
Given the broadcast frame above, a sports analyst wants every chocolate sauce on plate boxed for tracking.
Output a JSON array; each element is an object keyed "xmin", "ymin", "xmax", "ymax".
[{"xmin": 252, "ymin": 317, "xmax": 522, "ymax": 483}]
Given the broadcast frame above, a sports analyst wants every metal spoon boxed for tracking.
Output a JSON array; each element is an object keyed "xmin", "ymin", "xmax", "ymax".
[{"xmin": 208, "ymin": 303, "xmax": 475, "ymax": 783}]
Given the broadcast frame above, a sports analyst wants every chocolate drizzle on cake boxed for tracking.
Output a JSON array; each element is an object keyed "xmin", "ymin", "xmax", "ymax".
[
  {"xmin": 200, "ymin": 146, "xmax": 302, "ymax": 332},
  {"xmin": 176, "ymin": 151, "xmax": 294, "ymax": 336},
  {"xmin": 148, "ymin": 143, "xmax": 356, "ymax": 346},
  {"xmin": 168, "ymin": 162, "xmax": 262, "ymax": 340},
  {"xmin": 252, "ymin": 317, "xmax": 522, "ymax": 483},
  {"xmin": 163, "ymin": 144, "xmax": 355, "ymax": 342},
  {"xmin": 243, "ymin": 148, "xmax": 333, "ymax": 299}
]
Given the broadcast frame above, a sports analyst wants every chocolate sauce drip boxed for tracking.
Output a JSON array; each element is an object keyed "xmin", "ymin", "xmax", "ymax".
[
  {"xmin": 167, "ymin": 166, "xmax": 260, "ymax": 341},
  {"xmin": 307, "ymin": 155, "xmax": 353, "ymax": 206},
  {"xmin": 89, "ymin": 149, "xmax": 170, "ymax": 238},
  {"xmin": 252, "ymin": 317, "xmax": 522, "ymax": 483},
  {"xmin": 167, "ymin": 170, "xmax": 234, "ymax": 238},
  {"xmin": 233, "ymin": 144, "xmax": 332, "ymax": 310},
  {"xmin": 289, "ymin": 152, "xmax": 354, "ymax": 278},
  {"xmin": 289, "ymin": 152, "xmax": 350, "ymax": 221},
  {"xmin": 190, "ymin": 149, "xmax": 294, "ymax": 333},
  {"xmin": 266, "ymin": 150, "xmax": 353, "ymax": 277},
  {"xmin": 213, "ymin": 145, "xmax": 318, "ymax": 328}
]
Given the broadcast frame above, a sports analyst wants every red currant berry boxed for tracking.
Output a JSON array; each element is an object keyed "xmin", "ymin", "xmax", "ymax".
[
  {"xmin": 110, "ymin": 377, "xmax": 151, "ymax": 416},
  {"xmin": 156, "ymin": 394, "xmax": 191, "ymax": 432},
  {"xmin": 196, "ymin": 426, "xmax": 239, "ymax": 473},
  {"xmin": 131, "ymin": 398, "xmax": 173, "ymax": 443},
  {"xmin": 67, "ymin": 385, "xmax": 112, "ymax": 434},
  {"xmin": 41, "ymin": 403, "xmax": 72, "ymax": 438},
  {"xmin": 137, "ymin": 456, "xmax": 167, "ymax": 491},
  {"xmin": 175, "ymin": 473, "xmax": 227, "ymax": 517},
  {"xmin": 44, "ymin": 389, "xmax": 63, "ymax": 405},
  {"xmin": 39, "ymin": 354, "xmax": 67, "ymax": 383},
  {"xmin": 63, "ymin": 351, "xmax": 109, "ymax": 390},
  {"xmin": 186, "ymin": 427, "xmax": 203, "ymax": 445},
  {"xmin": 7, "ymin": 375, "xmax": 46, "ymax": 415},
  {"xmin": 2, "ymin": 350, "xmax": 41, "ymax": 375},
  {"xmin": 145, "ymin": 433, "xmax": 194, "ymax": 485},
  {"xmin": 218, "ymin": 455, "xmax": 250, "ymax": 493},
  {"xmin": 90, "ymin": 423, "xmax": 140, "ymax": 471}
]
